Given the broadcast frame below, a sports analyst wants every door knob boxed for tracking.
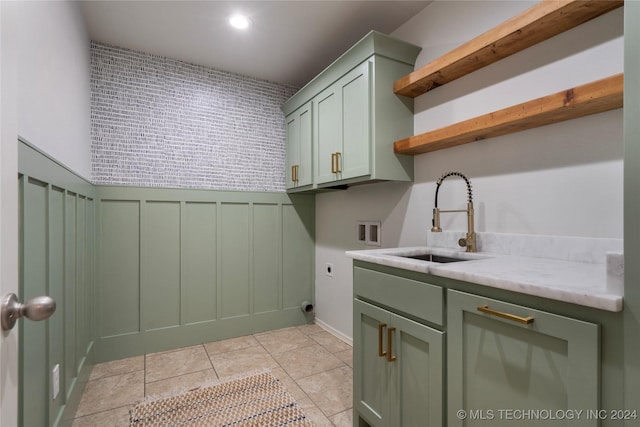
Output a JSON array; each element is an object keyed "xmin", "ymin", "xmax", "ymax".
[{"xmin": 1, "ymin": 293, "xmax": 56, "ymax": 331}]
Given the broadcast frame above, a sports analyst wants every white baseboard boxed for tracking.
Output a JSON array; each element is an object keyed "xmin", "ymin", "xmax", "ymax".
[{"xmin": 313, "ymin": 318, "xmax": 353, "ymax": 346}]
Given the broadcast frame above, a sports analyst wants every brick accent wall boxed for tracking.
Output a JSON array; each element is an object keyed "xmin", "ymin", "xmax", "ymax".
[{"xmin": 90, "ymin": 41, "xmax": 298, "ymax": 191}]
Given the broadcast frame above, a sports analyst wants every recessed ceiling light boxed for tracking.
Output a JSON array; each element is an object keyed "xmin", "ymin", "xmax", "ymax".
[{"xmin": 229, "ymin": 14, "xmax": 250, "ymax": 30}]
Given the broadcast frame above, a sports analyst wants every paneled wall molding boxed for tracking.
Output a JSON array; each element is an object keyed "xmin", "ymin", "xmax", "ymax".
[
  {"xmin": 18, "ymin": 140, "xmax": 315, "ymax": 426},
  {"xmin": 19, "ymin": 138, "xmax": 93, "ymax": 193},
  {"xmin": 18, "ymin": 139, "xmax": 96, "ymax": 426},
  {"xmin": 95, "ymin": 186, "xmax": 315, "ymax": 362}
]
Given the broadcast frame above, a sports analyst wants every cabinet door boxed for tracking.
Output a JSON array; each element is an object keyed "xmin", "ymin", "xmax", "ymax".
[
  {"xmin": 354, "ymin": 299, "xmax": 390, "ymax": 427},
  {"xmin": 285, "ymin": 102, "xmax": 312, "ymax": 189},
  {"xmin": 340, "ymin": 61, "xmax": 370, "ymax": 181},
  {"xmin": 314, "ymin": 83, "xmax": 341, "ymax": 184},
  {"xmin": 389, "ymin": 311, "xmax": 444, "ymax": 427},
  {"xmin": 447, "ymin": 290, "xmax": 600, "ymax": 427},
  {"xmin": 315, "ymin": 61, "xmax": 371, "ymax": 185},
  {"xmin": 354, "ymin": 299, "xmax": 444, "ymax": 427},
  {"xmin": 297, "ymin": 104, "xmax": 312, "ymax": 187},
  {"xmin": 285, "ymin": 112, "xmax": 299, "ymax": 189}
]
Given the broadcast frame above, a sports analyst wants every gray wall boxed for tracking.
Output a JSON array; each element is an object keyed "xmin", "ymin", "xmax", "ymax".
[
  {"xmin": 90, "ymin": 41, "xmax": 298, "ymax": 191},
  {"xmin": 16, "ymin": 1, "xmax": 91, "ymax": 179}
]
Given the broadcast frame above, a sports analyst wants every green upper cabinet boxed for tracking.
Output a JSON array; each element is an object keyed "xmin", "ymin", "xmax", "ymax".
[
  {"xmin": 447, "ymin": 289, "xmax": 600, "ymax": 427},
  {"xmin": 282, "ymin": 31, "xmax": 421, "ymax": 191},
  {"xmin": 285, "ymin": 101, "xmax": 313, "ymax": 190},
  {"xmin": 315, "ymin": 61, "xmax": 370, "ymax": 184}
]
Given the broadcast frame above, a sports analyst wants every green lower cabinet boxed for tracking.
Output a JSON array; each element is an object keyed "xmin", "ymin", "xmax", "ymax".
[
  {"xmin": 354, "ymin": 299, "xmax": 444, "ymax": 427},
  {"xmin": 447, "ymin": 289, "xmax": 600, "ymax": 427}
]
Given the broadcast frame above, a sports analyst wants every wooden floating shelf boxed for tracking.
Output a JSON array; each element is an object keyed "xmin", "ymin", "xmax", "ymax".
[
  {"xmin": 394, "ymin": 0, "xmax": 623, "ymax": 98},
  {"xmin": 394, "ymin": 73, "xmax": 623, "ymax": 155}
]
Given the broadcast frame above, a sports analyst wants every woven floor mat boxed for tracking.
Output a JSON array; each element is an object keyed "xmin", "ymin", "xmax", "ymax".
[{"xmin": 130, "ymin": 371, "xmax": 313, "ymax": 426}]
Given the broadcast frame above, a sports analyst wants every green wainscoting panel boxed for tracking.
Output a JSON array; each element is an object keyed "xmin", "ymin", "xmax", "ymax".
[
  {"xmin": 252, "ymin": 204, "xmax": 280, "ymax": 314},
  {"xmin": 18, "ymin": 140, "xmax": 96, "ymax": 427},
  {"xmin": 21, "ymin": 177, "xmax": 49, "ymax": 427},
  {"xmin": 182, "ymin": 202, "xmax": 217, "ymax": 324},
  {"xmin": 100, "ymin": 200, "xmax": 141, "ymax": 337},
  {"xmin": 75, "ymin": 196, "xmax": 87, "ymax": 374},
  {"xmin": 282, "ymin": 203, "xmax": 314, "ymax": 309},
  {"xmin": 18, "ymin": 141, "xmax": 315, "ymax": 425},
  {"xmin": 85, "ymin": 197, "xmax": 96, "ymax": 355},
  {"xmin": 49, "ymin": 186, "xmax": 66, "ymax": 426},
  {"xmin": 94, "ymin": 187, "xmax": 315, "ymax": 362},
  {"xmin": 220, "ymin": 203, "xmax": 251, "ymax": 319},
  {"xmin": 64, "ymin": 192, "xmax": 77, "ymax": 396},
  {"xmin": 143, "ymin": 201, "xmax": 181, "ymax": 330}
]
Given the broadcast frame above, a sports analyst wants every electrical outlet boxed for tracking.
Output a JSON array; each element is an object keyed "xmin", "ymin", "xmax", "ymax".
[
  {"xmin": 325, "ymin": 262, "xmax": 334, "ymax": 277},
  {"xmin": 52, "ymin": 364, "xmax": 60, "ymax": 399}
]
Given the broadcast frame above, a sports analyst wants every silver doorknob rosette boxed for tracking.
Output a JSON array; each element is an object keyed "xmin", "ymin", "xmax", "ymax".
[{"xmin": 1, "ymin": 293, "xmax": 56, "ymax": 331}]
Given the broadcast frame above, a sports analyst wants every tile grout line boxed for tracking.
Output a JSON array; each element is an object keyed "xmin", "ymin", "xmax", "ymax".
[
  {"xmin": 251, "ymin": 330, "xmax": 321, "ymax": 418},
  {"xmin": 143, "ymin": 353, "xmax": 147, "ymax": 397},
  {"xmin": 72, "ymin": 404, "xmax": 130, "ymax": 422},
  {"xmin": 262, "ymin": 327, "xmax": 350, "ymax": 426},
  {"xmin": 202, "ymin": 343, "xmax": 220, "ymax": 380}
]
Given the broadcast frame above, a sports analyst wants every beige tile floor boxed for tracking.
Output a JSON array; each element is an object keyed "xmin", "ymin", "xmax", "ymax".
[{"xmin": 72, "ymin": 324, "xmax": 353, "ymax": 426}]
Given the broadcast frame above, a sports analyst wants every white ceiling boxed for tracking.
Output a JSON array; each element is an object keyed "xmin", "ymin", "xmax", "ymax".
[{"xmin": 80, "ymin": 1, "xmax": 431, "ymax": 88}]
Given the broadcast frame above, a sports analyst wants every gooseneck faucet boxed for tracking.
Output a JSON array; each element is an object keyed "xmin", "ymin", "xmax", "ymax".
[{"xmin": 431, "ymin": 171, "xmax": 476, "ymax": 253}]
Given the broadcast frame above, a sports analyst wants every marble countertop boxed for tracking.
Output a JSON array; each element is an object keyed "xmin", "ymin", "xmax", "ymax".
[{"xmin": 346, "ymin": 246, "xmax": 623, "ymax": 312}]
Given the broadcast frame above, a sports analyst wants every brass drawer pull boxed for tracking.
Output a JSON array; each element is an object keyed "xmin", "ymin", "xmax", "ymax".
[
  {"xmin": 291, "ymin": 165, "xmax": 298, "ymax": 182},
  {"xmin": 330, "ymin": 152, "xmax": 342, "ymax": 174},
  {"xmin": 477, "ymin": 305, "xmax": 534, "ymax": 324},
  {"xmin": 387, "ymin": 327, "xmax": 397, "ymax": 362},
  {"xmin": 378, "ymin": 323, "xmax": 387, "ymax": 357}
]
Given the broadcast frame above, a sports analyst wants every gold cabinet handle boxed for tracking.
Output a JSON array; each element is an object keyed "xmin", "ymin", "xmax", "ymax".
[
  {"xmin": 477, "ymin": 305, "xmax": 534, "ymax": 324},
  {"xmin": 294, "ymin": 165, "xmax": 299, "ymax": 182},
  {"xmin": 291, "ymin": 165, "xmax": 297, "ymax": 183},
  {"xmin": 335, "ymin": 152, "xmax": 342, "ymax": 173},
  {"xmin": 387, "ymin": 327, "xmax": 397, "ymax": 362},
  {"xmin": 378, "ymin": 323, "xmax": 387, "ymax": 357}
]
